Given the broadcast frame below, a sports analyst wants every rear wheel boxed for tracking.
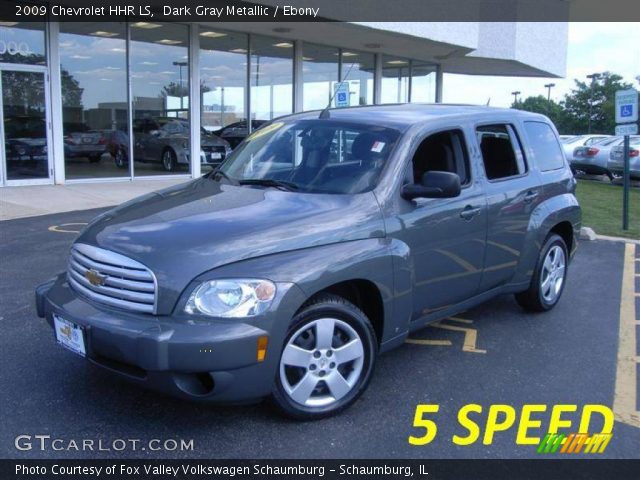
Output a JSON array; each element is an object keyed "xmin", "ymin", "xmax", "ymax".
[
  {"xmin": 515, "ymin": 234, "xmax": 568, "ymax": 312},
  {"xmin": 162, "ymin": 149, "xmax": 177, "ymax": 172},
  {"xmin": 272, "ymin": 294, "xmax": 377, "ymax": 420}
]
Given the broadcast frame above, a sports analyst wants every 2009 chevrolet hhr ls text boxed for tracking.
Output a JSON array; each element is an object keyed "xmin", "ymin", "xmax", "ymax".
[{"xmin": 36, "ymin": 104, "xmax": 581, "ymax": 419}]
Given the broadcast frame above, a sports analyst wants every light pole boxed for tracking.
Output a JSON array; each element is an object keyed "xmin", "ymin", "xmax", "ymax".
[
  {"xmin": 511, "ymin": 91, "xmax": 521, "ymax": 104},
  {"xmin": 586, "ymin": 72, "xmax": 602, "ymax": 134},
  {"xmin": 544, "ymin": 83, "xmax": 555, "ymax": 103},
  {"xmin": 173, "ymin": 61, "xmax": 187, "ymax": 111}
]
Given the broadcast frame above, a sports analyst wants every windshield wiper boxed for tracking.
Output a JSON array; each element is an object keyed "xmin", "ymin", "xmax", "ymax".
[{"xmin": 238, "ymin": 178, "xmax": 299, "ymax": 191}]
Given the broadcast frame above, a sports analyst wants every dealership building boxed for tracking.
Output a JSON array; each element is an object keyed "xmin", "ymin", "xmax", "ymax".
[{"xmin": 0, "ymin": 17, "xmax": 567, "ymax": 187}]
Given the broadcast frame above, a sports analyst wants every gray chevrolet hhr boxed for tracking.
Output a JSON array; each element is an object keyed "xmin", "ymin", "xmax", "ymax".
[{"xmin": 36, "ymin": 104, "xmax": 581, "ymax": 419}]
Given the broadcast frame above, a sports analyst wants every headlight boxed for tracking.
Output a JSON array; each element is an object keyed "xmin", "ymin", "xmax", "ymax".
[{"xmin": 185, "ymin": 279, "xmax": 276, "ymax": 318}]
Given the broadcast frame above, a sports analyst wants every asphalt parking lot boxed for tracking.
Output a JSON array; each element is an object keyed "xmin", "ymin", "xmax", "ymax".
[{"xmin": 1, "ymin": 208, "xmax": 639, "ymax": 459}]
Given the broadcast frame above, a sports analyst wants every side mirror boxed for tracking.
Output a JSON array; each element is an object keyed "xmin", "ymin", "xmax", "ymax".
[{"xmin": 401, "ymin": 171, "xmax": 461, "ymax": 200}]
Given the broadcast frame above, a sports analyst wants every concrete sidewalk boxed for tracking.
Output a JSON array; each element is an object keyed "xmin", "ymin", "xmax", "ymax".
[{"xmin": 0, "ymin": 178, "xmax": 187, "ymax": 221}]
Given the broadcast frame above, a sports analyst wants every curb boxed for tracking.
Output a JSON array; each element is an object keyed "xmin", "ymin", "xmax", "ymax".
[{"xmin": 580, "ymin": 226, "xmax": 640, "ymax": 245}]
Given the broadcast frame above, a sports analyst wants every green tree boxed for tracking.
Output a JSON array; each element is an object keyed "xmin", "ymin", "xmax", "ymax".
[
  {"xmin": 511, "ymin": 95, "xmax": 571, "ymax": 132},
  {"xmin": 514, "ymin": 72, "xmax": 633, "ymax": 135},
  {"xmin": 562, "ymin": 72, "xmax": 632, "ymax": 134}
]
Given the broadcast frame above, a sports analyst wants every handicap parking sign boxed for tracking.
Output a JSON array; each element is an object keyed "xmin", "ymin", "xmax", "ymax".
[
  {"xmin": 615, "ymin": 89, "xmax": 638, "ymax": 124},
  {"xmin": 334, "ymin": 82, "xmax": 350, "ymax": 108}
]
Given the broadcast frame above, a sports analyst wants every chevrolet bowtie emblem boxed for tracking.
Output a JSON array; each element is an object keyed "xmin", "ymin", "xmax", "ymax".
[{"xmin": 85, "ymin": 269, "xmax": 106, "ymax": 286}]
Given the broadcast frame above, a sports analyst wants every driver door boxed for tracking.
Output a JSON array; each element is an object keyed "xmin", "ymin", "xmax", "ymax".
[{"xmin": 394, "ymin": 128, "xmax": 488, "ymax": 319}]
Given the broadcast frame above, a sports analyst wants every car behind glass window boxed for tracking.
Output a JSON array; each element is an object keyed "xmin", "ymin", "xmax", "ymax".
[
  {"xmin": 523, "ymin": 121, "xmax": 565, "ymax": 171},
  {"xmin": 221, "ymin": 120, "xmax": 400, "ymax": 194}
]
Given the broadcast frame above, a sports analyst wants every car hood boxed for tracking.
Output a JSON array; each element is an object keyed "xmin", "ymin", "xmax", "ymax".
[{"xmin": 76, "ymin": 178, "xmax": 385, "ymax": 313}]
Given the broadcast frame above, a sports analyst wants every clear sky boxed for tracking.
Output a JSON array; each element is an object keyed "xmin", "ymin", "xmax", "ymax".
[{"xmin": 443, "ymin": 22, "xmax": 640, "ymax": 107}]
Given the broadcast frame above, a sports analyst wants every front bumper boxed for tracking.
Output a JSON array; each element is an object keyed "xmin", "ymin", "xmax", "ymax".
[{"xmin": 36, "ymin": 274, "xmax": 304, "ymax": 403}]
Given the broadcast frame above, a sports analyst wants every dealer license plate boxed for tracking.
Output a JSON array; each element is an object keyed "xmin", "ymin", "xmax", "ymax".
[
  {"xmin": 53, "ymin": 315, "xmax": 86, "ymax": 357},
  {"xmin": 210, "ymin": 152, "xmax": 222, "ymax": 160}
]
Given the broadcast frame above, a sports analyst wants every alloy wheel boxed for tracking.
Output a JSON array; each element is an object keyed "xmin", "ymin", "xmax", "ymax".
[
  {"xmin": 279, "ymin": 317, "xmax": 364, "ymax": 408},
  {"xmin": 540, "ymin": 245, "xmax": 565, "ymax": 303}
]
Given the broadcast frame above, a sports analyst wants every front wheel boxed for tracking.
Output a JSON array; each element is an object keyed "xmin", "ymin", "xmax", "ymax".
[
  {"xmin": 515, "ymin": 234, "xmax": 568, "ymax": 312},
  {"xmin": 272, "ymin": 294, "xmax": 377, "ymax": 420}
]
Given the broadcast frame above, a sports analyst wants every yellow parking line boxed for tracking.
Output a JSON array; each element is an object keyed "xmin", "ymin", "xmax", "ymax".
[
  {"xmin": 432, "ymin": 321, "xmax": 487, "ymax": 354},
  {"xmin": 613, "ymin": 243, "xmax": 639, "ymax": 428},
  {"xmin": 405, "ymin": 339, "xmax": 453, "ymax": 347}
]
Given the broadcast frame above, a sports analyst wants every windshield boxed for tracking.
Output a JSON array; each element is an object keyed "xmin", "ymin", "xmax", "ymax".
[{"xmin": 218, "ymin": 120, "xmax": 401, "ymax": 194}]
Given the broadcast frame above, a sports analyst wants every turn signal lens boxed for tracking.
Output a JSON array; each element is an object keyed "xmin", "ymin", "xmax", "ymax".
[{"xmin": 257, "ymin": 336, "xmax": 268, "ymax": 362}]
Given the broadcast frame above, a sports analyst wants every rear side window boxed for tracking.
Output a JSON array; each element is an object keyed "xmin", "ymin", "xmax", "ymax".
[
  {"xmin": 523, "ymin": 121, "xmax": 565, "ymax": 171},
  {"xmin": 476, "ymin": 124, "xmax": 526, "ymax": 180}
]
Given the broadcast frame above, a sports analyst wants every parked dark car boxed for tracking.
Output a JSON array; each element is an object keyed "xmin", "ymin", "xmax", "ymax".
[
  {"xmin": 36, "ymin": 104, "xmax": 580, "ymax": 419},
  {"xmin": 3, "ymin": 116, "xmax": 48, "ymax": 173},
  {"xmin": 96, "ymin": 129, "xmax": 130, "ymax": 168},
  {"xmin": 133, "ymin": 117, "xmax": 232, "ymax": 171},
  {"xmin": 213, "ymin": 120, "xmax": 268, "ymax": 149}
]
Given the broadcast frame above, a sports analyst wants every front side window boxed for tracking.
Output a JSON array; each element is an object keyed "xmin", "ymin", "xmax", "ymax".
[
  {"xmin": 220, "ymin": 120, "xmax": 400, "ymax": 194},
  {"xmin": 410, "ymin": 129, "xmax": 471, "ymax": 185},
  {"xmin": 477, "ymin": 124, "xmax": 526, "ymax": 180},
  {"xmin": 523, "ymin": 121, "xmax": 565, "ymax": 171}
]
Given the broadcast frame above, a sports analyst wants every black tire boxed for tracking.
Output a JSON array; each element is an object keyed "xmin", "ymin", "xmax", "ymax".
[
  {"xmin": 515, "ymin": 234, "xmax": 568, "ymax": 312},
  {"xmin": 162, "ymin": 149, "xmax": 177, "ymax": 172},
  {"xmin": 114, "ymin": 148, "xmax": 127, "ymax": 168},
  {"xmin": 272, "ymin": 294, "xmax": 377, "ymax": 420}
]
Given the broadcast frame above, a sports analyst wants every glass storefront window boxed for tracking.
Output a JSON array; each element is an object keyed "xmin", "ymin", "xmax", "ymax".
[
  {"xmin": 302, "ymin": 43, "xmax": 339, "ymax": 111},
  {"xmin": 0, "ymin": 22, "xmax": 46, "ymax": 65},
  {"xmin": 381, "ymin": 56, "xmax": 410, "ymax": 104},
  {"xmin": 411, "ymin": 62, "xmax": 437, "ymax": 103},
  {"xmin": 59, "ymin": 23, "xmax": 128, "ymax": 180},
  {"xmin": 131, "ymin": 23, "xmax": 190, "ymax": 176},
  {"xmin": 199, "ymin": 28, "xmax": 247, "ymax": 137},
  {"xmin": 250, "ymin": 35, "xmax": 293, "ymax": 122},
  {"xmin": 340, "ymin": 50, "xmax": 374, "ymax": 106}
]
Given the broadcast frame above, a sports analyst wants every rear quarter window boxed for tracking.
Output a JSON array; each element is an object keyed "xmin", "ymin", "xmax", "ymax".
[{"xmin": 524, "ymin": 121, "xmax": 565, "ymax": 171}]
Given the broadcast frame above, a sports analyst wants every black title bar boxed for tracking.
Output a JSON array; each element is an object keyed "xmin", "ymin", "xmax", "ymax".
[
  {"xmin": 3, "ymin": 459, "xmax": 640, "ymax": 480},
  {"xmin": 1, "ymin": 0, "xmax": 640, "ymax": 22}
]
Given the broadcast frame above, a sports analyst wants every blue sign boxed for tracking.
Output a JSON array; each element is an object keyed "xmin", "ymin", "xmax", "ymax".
[
  {"xmin": 620, "ymin": 104, "xmax": 633, "ymax": 118},
  {"xmin": 615, "ymin": 89, "xmax": 638, "ymax": 124},
  {"xmin": 334, "ymin": 82, "xmax": 350, "ymax": 108}
]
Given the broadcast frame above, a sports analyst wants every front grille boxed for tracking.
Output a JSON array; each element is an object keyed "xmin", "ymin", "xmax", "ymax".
[
  {"xmin": 67, "ymin": 243, "xmax": 157, "ymax": 314},
  {"xmin": 202, "ymin": 145, "xmax": 226, "ymax": 153}
]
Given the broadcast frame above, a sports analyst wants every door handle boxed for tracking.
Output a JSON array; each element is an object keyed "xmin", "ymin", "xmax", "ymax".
[
  {"xmin": 523, "ymin": 190, "xmax": 539, "ymax": 204},
  {"xmin": 460, "ymin": 205, "xmax": 481, "ymax": 220}
]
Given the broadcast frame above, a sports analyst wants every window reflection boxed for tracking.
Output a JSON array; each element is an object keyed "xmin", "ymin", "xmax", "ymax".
[
  {"xmin": 302, "ymin": 43, "xmax": 339, "ymax": 111},
  {"xmin": 131, "ymin": 23, "xmax": 191, "ymax": 175},
  {"xmin": 60, "ymin": 23, "xmax": 128, "ymax": 179},
  {"xmin": 381, "ymin": 56, "xmax": 410, "ymax": 104},
  {"xmin": 340, "ymin": 50, "xmax": 374, "ymax": 106},
  {"xmin": 250, "ymin": 35, "xmax": 293, "ymax": 122},
  {"xmin": 411, "ymin": 62, "xmax": 437, "ymax": 103},
  {"xmin": 199, "ymin": 28, "xmax": 248, "ymax": 153},
  {"xmin": 0, "ymin": 22, "xmax": 46, "ymax": 65}
]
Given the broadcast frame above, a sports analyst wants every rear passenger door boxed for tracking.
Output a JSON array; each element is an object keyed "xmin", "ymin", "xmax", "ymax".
[{"xmin": 476, "ymin": 123, "xmax": 542, "ymax": 291}]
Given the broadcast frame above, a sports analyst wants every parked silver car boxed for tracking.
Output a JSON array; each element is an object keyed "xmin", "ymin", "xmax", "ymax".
[
  {"xmin": 608, "ymin": 136, "xmax": 640, "ymax": 180},
  {"xmin": 133, "ymin": 117, "xmax": 232, "ymax": 171},
  {"xmin": 570, "ymin": 136, "xmax": 625, "ymax": 180},
  {"xmin": 560, "ymin": 134, "xmax": 610, "ymax": 160}
]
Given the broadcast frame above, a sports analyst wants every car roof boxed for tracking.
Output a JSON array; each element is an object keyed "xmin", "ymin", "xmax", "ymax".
[{"xmin": 282, "ymin": 103, "xmax": 550, "ymax": 130}]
